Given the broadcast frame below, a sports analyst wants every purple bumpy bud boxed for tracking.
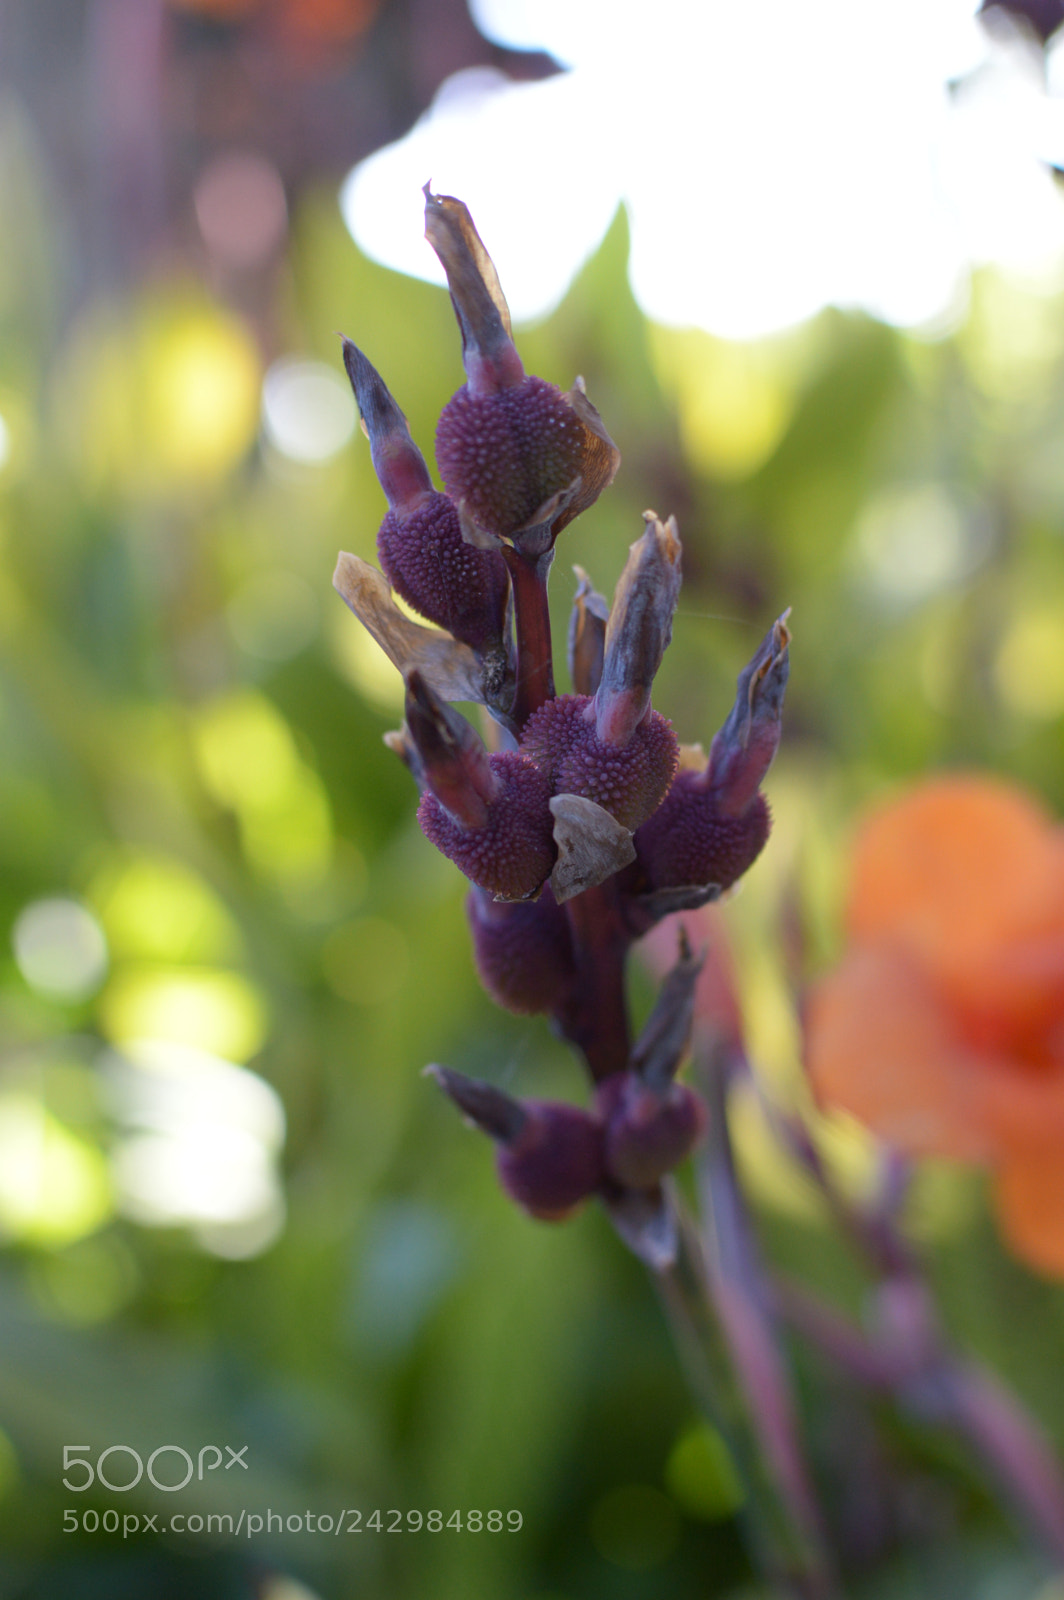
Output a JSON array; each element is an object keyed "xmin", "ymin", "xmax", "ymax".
[
  {"xmin": 377, "ymin": 493, "xmax": 510, "ymax": 655},
  {"xmin": 467, "ymin": 884, "xmax": 576, "ymax": 1016},
  {"xmin": 706, "ymin": 612, "xmax": 790, "ymax": 818},
  {"xmin": 634, "ymin": 775, "xmax": 772, "ymax": 895},
  {"xmin": 436, "ymin": 376, "xmax": 589, "ymax": 541},
  {"xmin": 342, "ymin": 340, "xmax": 510, "ymax": 658},
  {"xmin": 418, "ymin": 750, "xmax": 555, "ymax": 901},
  {"xmin": 425, "ymin": 188, "xmax": 618, "ymax": 548},
  {"xmin": 633, "ymin": 615, "xmax": 789, "ymax": 895},
  {"xmin": 521, "ymin": 693, "xmax": 679, "ymax": 833},
  {"xmin": 427, "ymin": 1065, "xmax": 604, "ymax": 1220},
  {"xmin": 594, "ymin": 513, "xmax": 682, "ymax": 747},
  {"xmin": 598, "ymin": 1072, "xmax": 708, "ymax": 1190}
]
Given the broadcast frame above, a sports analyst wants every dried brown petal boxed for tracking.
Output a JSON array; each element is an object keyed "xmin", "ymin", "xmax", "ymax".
[
  {"xmin": 549, "ymin": 793, "xmax": 636, "ymax": 904},
  {"xmin": 333, "ymin": 552, "xmax": 494, "ymax": 707}
]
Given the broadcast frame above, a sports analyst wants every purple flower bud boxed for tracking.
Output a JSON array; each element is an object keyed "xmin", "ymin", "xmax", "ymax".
[
  {"xmin": 706, "ymin": 612, "xmax": 790, "ymax": 818},
  {"xmin": 425, "ymin": 188, "xmax": 618, "ymax": 549},
  {"xmin": 342, "ymin": 340, "xmax": 511, "ymax": 659},
  {"xmin": 567, "ymin": 565, "xmax": 609, "ymax": 697},
  {"xmin": 342, "ymin": 338, "xmax": 433, "ymax": 514},
  {"xmin": 467, "ymin": 884, "xmax": 576, "ymax": 1016},
  {"xmin": 377, "ymin": 494, "xmax": 511, "ymax": 657},
  {"xmin": 520, "ymin": 693, "xmax": 679, "ymax": 833},
  {"xmin": 594, "ymin": 513, "xmax": 682, "ymax": 747},
  {"xmin": 435, "ymin": 376, "xmax": 593, "ymax": 546},
  {"xmin": 633, "ymin": 774, "xmax": 772, "ymax": 897},
  {"xmin": 418, "ymin": 752, "xmax": 555, "ymax": 901},
  {"xmin": 632, "ymin": 616, "xmax": 789, "ymax": 896},
  {"xmin": 403, "ymin": 679, "xmax": 555, "ymax": 900},
  {"xmin": 422, "ymin": 187, "xmax": 524, "ymax": 396},
  {"xmin": 401, "ymin": 671, "xmax": 500, "ymax": 829},
  {"xmin": 598, "ymin": 1071, "xmax": 708, "ymax": 1190},
  {"xmin": 426, "ymin": 1065, "xmax": 604, "ymax": 1220}
]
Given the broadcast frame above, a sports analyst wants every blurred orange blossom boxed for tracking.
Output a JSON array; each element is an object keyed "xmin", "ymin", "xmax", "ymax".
[{"xmin": 806, "ymin": 775, "xmax": 1064, "ymax": 1277}]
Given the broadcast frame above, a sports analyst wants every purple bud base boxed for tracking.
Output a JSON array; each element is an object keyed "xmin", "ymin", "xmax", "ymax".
[
  {"xmin": 417, "ymin": 751, "xmax": 555, "ymax": 901},
  {"xmin": 598, "ymin": 1072, "xmax": 707, "ymax": 1189},
  {"xmin": 378, "ymin": 491, "xmax": 510, "ymax": 657},
  {"xmin": 521, "ymin": 694, "xmax": 679, "ymax": 833},
  {"xmin": 635, "ymin": 776, "xmax": 771, "ymax": 895},
  {"xmin": 496, "ymin": 1101, "xmax": 606, "ymax": 1220},
  {"xmin": 467, "ymin": 884, "xmax": 576, "ymax": 1016},
  {"xmin": 436, "ymin": 376, "xmax": 587, "ymax": 543}
]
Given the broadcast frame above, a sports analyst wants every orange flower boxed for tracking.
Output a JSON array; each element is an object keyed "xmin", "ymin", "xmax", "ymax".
[{"xmin": 806, "ymin": 775, "xmax": 1064, "ymax": 1276}]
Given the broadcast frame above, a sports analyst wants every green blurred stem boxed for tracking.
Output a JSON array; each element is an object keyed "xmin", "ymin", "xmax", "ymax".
[{"xmin": 652, "ymin": 1204, "xmax": 838, "ymax": 1599}]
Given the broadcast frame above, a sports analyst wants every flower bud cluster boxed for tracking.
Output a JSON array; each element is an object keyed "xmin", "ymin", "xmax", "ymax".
[{"xmin": 334, "ymin": 190, "xmax": 789, "ymax": 1257}]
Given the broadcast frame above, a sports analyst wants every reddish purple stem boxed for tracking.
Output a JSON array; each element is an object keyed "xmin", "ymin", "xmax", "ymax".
[{"xmin": 502, "ymin": 544, "xmax": 555, "ymax": 727}]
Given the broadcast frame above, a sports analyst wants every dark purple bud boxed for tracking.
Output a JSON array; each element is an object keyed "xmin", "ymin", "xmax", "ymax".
[
  {"xmin": 597, "ymin": 1071, "xmax": 707, "ymax": 1190},
  {"xmin": 633, "ymin": 772, "xmax": 772, "ymax": 899},
  {"xmin": 425, "ymin": 190, "xmax": 618, "ymax": 550},
  {"xmin": 595, "ymin": 513, "xmax": 682, "ymax": 747},
  {"xmin": 568, "ymin": 566, "xmax": 609, "ymax": 697},
  {"xmin": 435, "ymin": 376, "xmax": 593, "ymax": 549},
  {"xmin": 401, "ymin": 671, "xmax": 499, "ymax": 829},
  {"xmin": 467, "ymin": 884, "xmax": 576, "ymax": 1016},
  {"xmin": 342, "ymin": 340, "xmax": 511, "ymax": 660},
  {"xmin": 521, "ymin": 693, "xmax": 679, "ymax": 833},
  {"xmin": 417, "ymin": 735, "xmax": 556, "ymax": 902},
  {"xmin": 632, "ymin": 616, "xmax": 788, "ymax": 899},
  {"xmin": 377, "ymin": 494, "xmax": 511, "ymax": 657},
  {"xmin": 707, "ymin": 613, "xmax": 790, "ymax": 818},
  {"xmin": 342, "ymin": 339, "xmax": 433, "ymax": 515},
  {"xmin": 426, "ymin": 1065, "xmax": 605, "ymax": 1220},
  {"xmin": 423, "ymin": 187, "xmax": 524, "ymax": 396}
]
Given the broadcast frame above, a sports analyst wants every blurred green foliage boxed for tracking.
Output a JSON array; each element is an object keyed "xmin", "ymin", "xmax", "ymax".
[{"xmin": 2, "ymin": 86, "xmax": 1064, "ymax": 1599}]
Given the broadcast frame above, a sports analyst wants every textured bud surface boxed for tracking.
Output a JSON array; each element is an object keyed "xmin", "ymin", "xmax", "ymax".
[
  {"xmin": 635, "ymin": 773, "xmax": 771, "ymax": 893},
  {"xmin": 436, "ymin": 377, "xmax": 585, "ymax": 538},
  {"xmin": 377, "ymin": 492, "xmax": 509, "ymax": 653},
  {"xmin": 497, "ymin": 1101, "xmax": 606, "ymax": 1219},
  {"xmin": 467, "ymin": 885, "xmax": 576, "ymax": 1015},
  {"xmin": 418, "ymin": 751, "xmax": 555, "ymax": 900},
  {"xmin": 521, "ymin": 694, "xmax": 679, "ymax": 832}
]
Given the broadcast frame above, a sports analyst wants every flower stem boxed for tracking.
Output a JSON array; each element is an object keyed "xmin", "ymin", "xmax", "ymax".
[
  {"xmin": 560, "ymin": 879, "xmax": 632, "ymax": 1081},
  {"xmin": 653, "ymin": 1202, "xmax": 839, "ymax": 1598},
  {"xmin": 502, "ymin": 543, "xmax": 555, "ymax": 728}
]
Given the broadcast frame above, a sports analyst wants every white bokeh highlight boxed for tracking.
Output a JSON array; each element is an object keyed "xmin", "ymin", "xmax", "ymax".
[
  {"xmin": 262, "ymin": 358, "xmax": 357, "ymax": 463},
  {"xmin": 341, "ymin": 0, "xmax": 1064, "ymax": 339}
]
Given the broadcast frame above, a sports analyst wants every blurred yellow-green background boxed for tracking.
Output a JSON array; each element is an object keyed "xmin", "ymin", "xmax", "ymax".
[{"xmin": 3, "ymin": 2, "xmax": 1064, "ymax": 1596}]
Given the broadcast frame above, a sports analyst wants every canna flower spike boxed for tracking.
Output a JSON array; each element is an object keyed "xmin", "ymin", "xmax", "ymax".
[
  {"xmin": 426, "ymin": 1064, "xmax": 605, "ymax": 1220},
  {"xmin": 425, "ymin": 186, "xmax": 620, "ymax": 554}
]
